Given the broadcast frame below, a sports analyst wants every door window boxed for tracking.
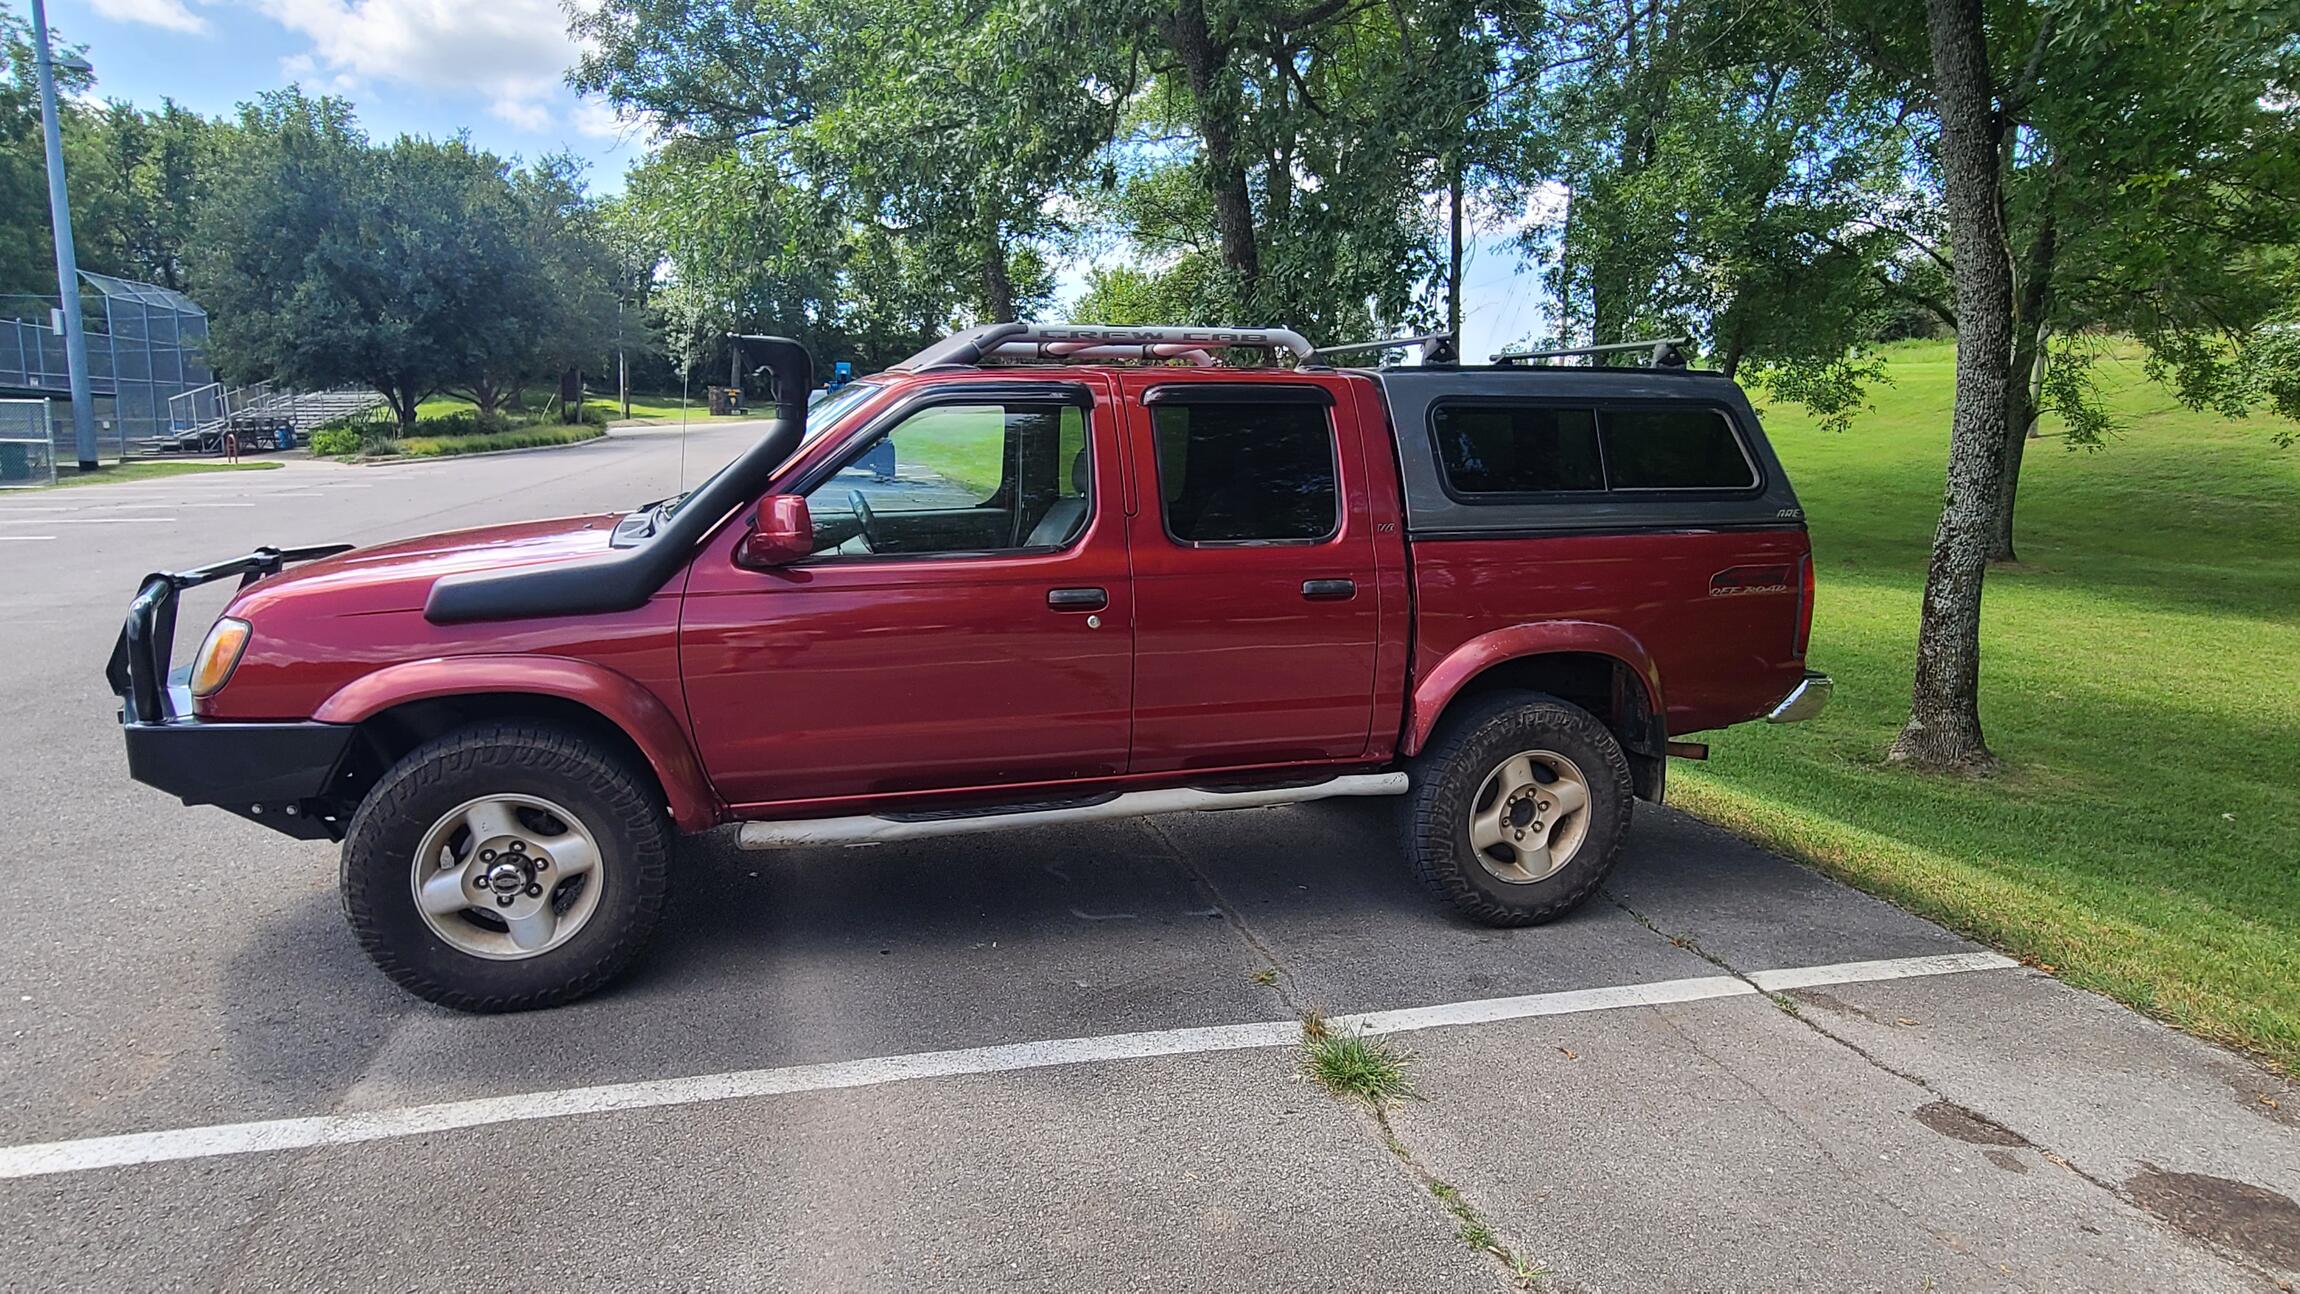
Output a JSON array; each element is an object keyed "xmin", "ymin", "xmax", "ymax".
[
  {"xmin": 803, "ymin": 401, "xmax": 1092, "ymax": 557},
  {"xmin": 1152, "ymin": 402, "xmax": 1339, "ymax": 544}
]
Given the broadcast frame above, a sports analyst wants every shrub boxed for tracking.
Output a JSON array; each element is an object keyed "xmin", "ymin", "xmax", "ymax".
[
  {"xmin": 411, "ymin": 410, "xmax": 512, "ymax": 438},
  {"xmin": 393, "ymin": 424, "xmax": 605, "ymax": 458},
  {"xmin": 308, "ymin": 426, "xmax": 360, "ymax": 457}
]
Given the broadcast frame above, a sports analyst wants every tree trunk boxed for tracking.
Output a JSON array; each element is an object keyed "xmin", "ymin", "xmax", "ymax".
[
  {"xmin": 1990, "ymin": 201, "xmax": 2057, "ymax": 564},
  {"xmin": 1447, "ymin": 153, "xmax": 1465, "ymax": 345},
  {"xmin": 1890, "ymin": 0, "xmax": 2016, "ymax": 773},
  {"xmin": 1168, "ymin": 0, "xmax": 1260, "ymax": 312},
  {"xmin": 982, "ymin": 236, "xmax": 1016, "ymax": 324},
  {"xmin": 385, "ymin": 383, "xmax": 418, "ymax": 435},
  {"xmin": 1992, "ymin": 337, "xmax": 2045, "ymax": 563},
  {"xmin": 466, "ymin": 375, "xmax": 507, "ymax": 421}
]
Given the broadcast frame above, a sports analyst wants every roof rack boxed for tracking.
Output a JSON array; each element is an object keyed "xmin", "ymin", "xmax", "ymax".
[
  {"xmin": 1491, "ymin": 337, "xmax": 1691, "ymax": 369},
  {"xmin": 896, "ymin": 322, "xmax": 1318, "ymax": 371},
  {"xmin": 1311, "ymin": 332, "xmax": 1457, "ymax": 364}
]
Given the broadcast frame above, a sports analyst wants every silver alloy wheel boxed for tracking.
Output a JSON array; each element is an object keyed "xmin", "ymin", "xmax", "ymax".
[
  {"xmin": 1468, "ymin": 749, "xmax": 1593, "ymax": 885},
  {"xmin": 409, "ymin": 794, "xmax": 604, "ymax": 961}
]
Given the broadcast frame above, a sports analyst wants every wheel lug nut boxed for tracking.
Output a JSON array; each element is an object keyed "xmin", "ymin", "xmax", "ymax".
[
  {"xmin": 508, "ymin": 840, "xmax": 525, "ymax": 853},
  {"xmin": 480, "ymin": 849, "xmax": 496, "ymax": 862},
  {"xmin": 534, "ymin": 857, "xmax": 549, "ymax": 869},
  {"xmin": 495, "ymin": 894, "xmax": 515, "ymax": 907},
  {"xmin": 524, "ymin": 882, "xmax": 543, "ymax": 897}
]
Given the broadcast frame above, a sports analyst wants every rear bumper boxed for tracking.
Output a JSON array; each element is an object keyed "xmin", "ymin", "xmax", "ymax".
[
  {"xmin": 1765, "ymin": 670, "xmax": 1833, "ymax": 724},
  {"xmin": 122, "ymin": 707, "xmax": 355, "ymax": 839}
]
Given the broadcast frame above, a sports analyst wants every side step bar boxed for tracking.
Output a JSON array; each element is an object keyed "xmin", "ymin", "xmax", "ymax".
[{"xmin": 736, "ymin": 772, "xmax": 1410, "ymax": 850}]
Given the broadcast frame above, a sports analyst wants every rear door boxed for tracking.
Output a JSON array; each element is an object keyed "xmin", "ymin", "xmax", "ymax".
[
  {"xmin": 1118, "ymin": 376, "xmax": 1382, "ymax": 772},
  {"xmin": 680, "ymin": 376, "xmax": 1132, "ymax": 807}
]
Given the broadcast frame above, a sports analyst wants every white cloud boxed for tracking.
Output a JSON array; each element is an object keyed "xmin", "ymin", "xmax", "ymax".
[
  {"xmin": 91, "ymin": 0, "xmax": 209, "ymax": 34},
  {"xmin": 571, "ymin": 98, "xmax": 640, "ymax": 141},
  {"xmin": 252, "ymin": 0, "xmax": 582, "ymax": 131}
]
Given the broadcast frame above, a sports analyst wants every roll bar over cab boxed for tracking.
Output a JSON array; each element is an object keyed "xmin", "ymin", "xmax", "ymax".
[{"xmin": 108, "ymin": 324, "xmax": 1827, "ymax": 1010}]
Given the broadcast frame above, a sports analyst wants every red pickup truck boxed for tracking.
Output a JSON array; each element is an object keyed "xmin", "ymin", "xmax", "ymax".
[{"xmin": 109, "ymin": 324, "xmax": 1827, "ymax": 1011}]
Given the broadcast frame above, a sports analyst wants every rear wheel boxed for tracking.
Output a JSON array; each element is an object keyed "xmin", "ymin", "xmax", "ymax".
[
  {"xmin": 340, "ymin": 722, "xmax": 671, "ymax": 1011},
  {"xmin": 1403, "ymin": 692, "xmax": 1633, "ymax": 926}
]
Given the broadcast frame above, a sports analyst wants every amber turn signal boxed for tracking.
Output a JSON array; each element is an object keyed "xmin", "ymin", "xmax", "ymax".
[{"xmin": 188, "ymin": 618, "xmax": 252, "ymax": 697}]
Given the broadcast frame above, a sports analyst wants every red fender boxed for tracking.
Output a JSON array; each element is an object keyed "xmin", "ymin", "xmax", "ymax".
[
  {"xmin": 1405, "ymin": 621, "xmax": 1665, "ymax": 756},
  {"xmin": 312, "ymin": 655, "xmax": 719, "ymax": 832}
]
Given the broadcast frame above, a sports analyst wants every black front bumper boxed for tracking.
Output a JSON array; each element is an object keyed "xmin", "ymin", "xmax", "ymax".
[{"xmin": 107, "ymin": 545, "xmax": 358, "ymax": 840}]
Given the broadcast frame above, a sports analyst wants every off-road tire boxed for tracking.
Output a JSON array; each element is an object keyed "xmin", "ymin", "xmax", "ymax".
[
  {"xmin": 1402, "ymin": 691, "xmax": 1634, "ymax": 927},
  {"xmin": 340, "ymin": 722, "xmax": 672, "ymax": 1011}
]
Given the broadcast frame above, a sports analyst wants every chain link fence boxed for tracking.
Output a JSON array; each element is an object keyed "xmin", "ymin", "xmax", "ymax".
[
  {"xmin": 0, "ymin": 399, "xmax": 57, "ymax": 489},
  {"xmin": 1, "ymin": 272, "xmax": 211, "ymax": 459}
]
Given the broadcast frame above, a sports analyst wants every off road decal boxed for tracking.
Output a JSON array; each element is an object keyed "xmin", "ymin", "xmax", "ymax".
[{"xmin": 1709, "ymin": 565, "xmax": 1794, "ymax": 597}]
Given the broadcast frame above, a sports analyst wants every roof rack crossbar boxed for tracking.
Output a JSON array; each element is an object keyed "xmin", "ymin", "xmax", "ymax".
[
  {"xmin": 896, "ymin": 323, "xmax": 1316, "ymax": 371},
  {"xmin": 1491, "ymin": 337, "xmax": 1691, "ymax": 368},
  {"xmin": 1311, "ymin": 332, "xmax": 1455, "ymax": 362}
]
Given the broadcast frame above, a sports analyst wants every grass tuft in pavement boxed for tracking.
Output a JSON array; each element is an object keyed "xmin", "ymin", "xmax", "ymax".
[
  {"xmin": 1300, "ymin": 1012, "xmax": 1416, "ymax": 1108},
  {"xmin": 1693, "ymin": 337, "xmax": 2300, "ymax": 1071}
]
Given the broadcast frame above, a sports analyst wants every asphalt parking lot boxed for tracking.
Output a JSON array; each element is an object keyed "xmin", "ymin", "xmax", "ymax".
[{"xmin": 2, "ymin": 426, "xmax": 2294, "ymax": 1292}]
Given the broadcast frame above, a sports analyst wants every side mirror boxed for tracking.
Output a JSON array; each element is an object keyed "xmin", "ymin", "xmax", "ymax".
[{"xmin": 735, "ymin": 494, "xmax": 814, "ymax": 569}]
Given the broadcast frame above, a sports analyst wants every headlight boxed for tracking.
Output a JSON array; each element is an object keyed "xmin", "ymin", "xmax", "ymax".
[{"xmin": 189, "ymin": 617, "xmax": 252, "ymax": 697}]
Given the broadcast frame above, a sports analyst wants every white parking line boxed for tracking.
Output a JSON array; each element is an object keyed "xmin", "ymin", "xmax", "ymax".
[
  {"xmin": 0, "ymin": 516, "xmax": 177, "ymax": 524},
  {"xmin": 0, "ymin": 534, "xmax": 56, "ymax": 541},
  {"xmin": 1746, "ymin": 951, "xmax": 2014, "ymax": 992},
  {"xmin": 0, "ymin": 502, "xmax": 253, "ymax": 512},
  {"xmin": 0, "ymin": 950, "xmax": 2017, "ymax": 1181}
]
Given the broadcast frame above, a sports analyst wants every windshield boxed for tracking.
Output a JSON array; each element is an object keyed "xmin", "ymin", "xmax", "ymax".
[
  {"xmin": 799, "ymin": 380, "xmax": 882, "ymax": 447},
  {"xmin": 649, "ymin": 379, "xmax": 882, "ymax": 519}
]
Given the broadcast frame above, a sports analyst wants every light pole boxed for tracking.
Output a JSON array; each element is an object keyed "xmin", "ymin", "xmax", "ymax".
[{"xmin": 29, "ymin": 0, "xmax": 98, "ymax": 472}]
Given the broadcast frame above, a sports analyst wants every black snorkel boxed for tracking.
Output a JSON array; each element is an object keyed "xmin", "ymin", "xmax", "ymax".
[{"xmin": 425, "ymin": 336, "xmax": 814, "ymax": 624}]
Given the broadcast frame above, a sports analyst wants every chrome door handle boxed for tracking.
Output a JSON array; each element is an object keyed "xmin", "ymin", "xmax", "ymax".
[
  {"xmin": 1301, "ymin": 579, "xmax": 1356, "ymax": 601},
  {"xmin": 1047, "ymin": 587, "xmax": 1107, "ymax": 611}
]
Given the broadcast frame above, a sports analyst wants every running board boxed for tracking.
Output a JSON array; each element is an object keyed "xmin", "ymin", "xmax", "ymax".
[{"xmin": 735, "ymin": 773, "xmax": 1409, "ymax": 850}]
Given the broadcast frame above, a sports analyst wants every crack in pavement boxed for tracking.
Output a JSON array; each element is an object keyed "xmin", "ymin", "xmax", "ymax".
[
  {"xmin": 1145, "ymin": 816, "xmax": 1550, "ymax": 1290},
  {"xmin": 1600, "ymin": 886, "xmax": 2297, "ymax": 1288}
]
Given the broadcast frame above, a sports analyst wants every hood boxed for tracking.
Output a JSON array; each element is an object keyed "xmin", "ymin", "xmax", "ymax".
[{"xmin": 232, "ymin": 513, "xmax": 624, "ymax": 617}]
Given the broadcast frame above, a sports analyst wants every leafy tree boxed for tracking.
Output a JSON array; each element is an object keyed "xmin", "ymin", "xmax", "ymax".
[
  {"xmin": 69, "ymin": 99, "xmax": 225, "ymax": 292},
  {"xmin": 191, "ymin": 92, "xmax": 559, "ymax": 432},
  {"xmin": 0, "ymin": 11, "xmax": 93, "ymax": 298},
  {"xmin": 1827, "ymin": 0, "xmax": 2300, "ymax": 565},
  {"xmin": 1074, "ymin": 0, "xmax": 1526, "ymax": 339},
  {"xmin": 1872, "ymin": 0, "xmax": 2027, "ymax": 772},
  {"xmin": 445, "ymin": 154, "xmax": 621, "ymax": 421},
  {"xmin": 1527, "ymin": 0, "xmax": 1911, "ymax": 423},
  {"xmin": 1793, "ymin": 0, "xmax": 2300, "ymax": 768},
  {"xmin": 575, "ymin": 0, "xmax": 1104, "ymax": 328}
]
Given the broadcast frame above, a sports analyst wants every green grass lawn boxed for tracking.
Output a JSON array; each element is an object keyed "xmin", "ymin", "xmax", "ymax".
[
  {"xmin": 1679, "ymin": 338, "xmax": 2300, "ymax": 1070},
  {"xmin": 612, "ymin": 393, "xmax": 708, "ymax": 422},
  {"xmin": 6, "ymin": 460, "xmax": 283, "ymax": 491}
]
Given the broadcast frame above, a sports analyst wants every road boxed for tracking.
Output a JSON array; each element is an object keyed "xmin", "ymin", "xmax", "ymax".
[{"xmin": 1, "ymin": 425, "xmax": 2294, "ymax": 1292}]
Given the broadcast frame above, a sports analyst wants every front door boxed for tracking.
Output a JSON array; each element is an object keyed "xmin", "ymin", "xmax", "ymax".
[
  {"xmin": 1119, "ymin": 377, "xmax": 1382, "ymax": 772},
  {"xmin": 682, "ymin": 378, "xmax": 1132, "ymax": 808}
]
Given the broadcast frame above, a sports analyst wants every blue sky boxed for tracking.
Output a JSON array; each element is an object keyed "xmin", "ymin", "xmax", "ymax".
[
  {"xmin": 29, "ymin": 0, "xmax": 1548, "ymax": 355},
  {"xmin": 37, "ymin": 0, "xmax": 645, "ymax": 176}
]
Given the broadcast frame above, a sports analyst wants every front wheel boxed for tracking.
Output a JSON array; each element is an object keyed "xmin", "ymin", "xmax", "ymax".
[
  {"xmin": 1402, "ymin": 692, "xmax": 1634, "ymax": 927},
  {"xmin": 340, "ymin": 722, "xmax": 672, "ymax": 1011}
]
